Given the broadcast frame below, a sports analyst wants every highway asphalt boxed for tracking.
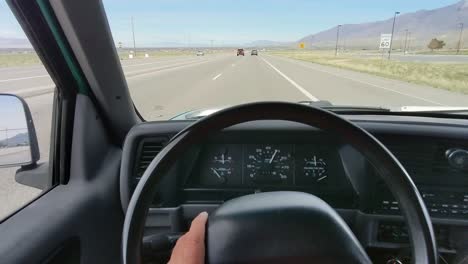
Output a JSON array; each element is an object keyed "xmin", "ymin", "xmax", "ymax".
[{"xmin": 1, "ymin": 52, "xmax": 468, "ymax": 219}]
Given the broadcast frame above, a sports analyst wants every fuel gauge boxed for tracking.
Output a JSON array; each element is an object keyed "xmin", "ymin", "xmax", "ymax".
[
  {"xmin": 198, "ymin": 144, "xmax": 241, "ymax": 186},
  {"xmin": 209, "ymin": 149, "xmax": 234, "ymax": 184}
]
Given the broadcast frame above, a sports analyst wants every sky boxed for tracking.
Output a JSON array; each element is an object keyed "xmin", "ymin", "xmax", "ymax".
[
  {"xmin": 0, "ymin": 96, "xmax": 28, "ymax": 141},
  {"xmin": 0, "ymin": 0, "xmax": 462, "ymax": 47}
]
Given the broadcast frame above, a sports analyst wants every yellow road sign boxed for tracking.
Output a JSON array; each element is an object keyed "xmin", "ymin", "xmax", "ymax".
[{"xmin": 299, "ymin": 42, "xmax": 305, "ymax": 49}]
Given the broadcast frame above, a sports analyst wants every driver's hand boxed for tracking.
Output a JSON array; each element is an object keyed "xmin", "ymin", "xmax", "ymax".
[{"xmin": 168, "ymin": 212, "xmax": 208, "ymax": 264}]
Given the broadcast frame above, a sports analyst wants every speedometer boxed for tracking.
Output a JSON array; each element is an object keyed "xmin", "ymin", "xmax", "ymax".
[{"xmin": 244, "ymin": 145, "xmax": 292, "ymax": 185}]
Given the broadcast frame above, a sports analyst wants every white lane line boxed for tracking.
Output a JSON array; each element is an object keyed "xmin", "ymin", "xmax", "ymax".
[
  {"xmin": 0, "ymin": 75, "xmax": 49, "ymax": 83},
  {"xmin": 121, "ymin": 57, "xmax": 198, "ymax": 68},
  {"xmin": 260, "ymin": 57, "xmax": 319, "ymax": 102},
  {"xmin": 126, "ymin": 60, "xmax": 212, "ymax": 80},
  {"xmin": 270, "ymin": 55, "xmax": 445, "ymax": 106},
  {"xmin": 3, "ymin": 85, "xmax": 54, "ymax": 94},
  {"xmin": 2, "ymin": 85, "xmax": 55, "ymax": 96},
  {"xmin": 212, "ymin": 73, "xmax": 222, "ymax": 80},
  {"xmin": 125, "ymin": 60, "xmax": 204, "ymax": 75}
]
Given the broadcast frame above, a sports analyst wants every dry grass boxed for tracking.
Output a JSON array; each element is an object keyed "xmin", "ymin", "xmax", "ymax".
[
  {"xmin": 0, "ymin": 53, "xmax": 41, "ymax": 67},
  {"xmin": 270, "ymin": 50, "xmax": 468, "ymax": 94}
]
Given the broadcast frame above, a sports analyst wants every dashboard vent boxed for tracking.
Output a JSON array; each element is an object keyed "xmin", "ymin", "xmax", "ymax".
[
  {"xmin": 134, "ymin": 138, "xmax": 167, "ymax": 184},
  {"xmin": 378, "ymin": 136, "xmax": 468, "ymax": 182},
  {"xmin": 377, "ymin": 136, "xmax": 437, "ymax": 178},
  {"xmin": 432, "ymin": 141, "xmax": 468, "ymax": 174}
]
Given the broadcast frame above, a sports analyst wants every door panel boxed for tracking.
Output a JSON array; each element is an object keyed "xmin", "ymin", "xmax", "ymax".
[{"xmin": 0, "ymin": 95, "xmax": 123, "ymax": 264}]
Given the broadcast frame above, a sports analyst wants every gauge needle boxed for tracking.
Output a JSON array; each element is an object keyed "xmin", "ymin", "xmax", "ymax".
[
  {"xmin": 269, "ymin": 150, "xmax": 278, "ymax": 164},
  {"xmin": 211, "ymin": 168, "xmax": 222, "ymax": 179},
  {"xmin": 317, "ymin": 175, "xmax": 327, "ymax": 182},
  {"xmin": 221, "ymin": 154, "xmax": 225, "ymax": 164}
]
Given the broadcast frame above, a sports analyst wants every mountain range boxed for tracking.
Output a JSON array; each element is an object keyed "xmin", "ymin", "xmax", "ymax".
[
  {"xmin": 299, "ymin": 0, "xmax": 468, "ymax": 49},
  {"xmin": 0, "ymin": 37, "xmax": 31, "ymax": 49},
  {"xmin": 1, "ymin": 1, "xmax": 467, "ymax": 50},
  {"xmin": 0, "ymin": 132, "xmax": 29, "ymax": 147}
]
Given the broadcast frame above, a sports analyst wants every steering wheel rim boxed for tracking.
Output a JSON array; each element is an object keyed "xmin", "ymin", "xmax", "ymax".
[{"xmin": 122, "ymin": 102, "xmax": 437, "ymax": 264}]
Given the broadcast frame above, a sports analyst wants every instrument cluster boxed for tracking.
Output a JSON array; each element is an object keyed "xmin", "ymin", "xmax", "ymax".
[{"xmin": 193, "ymin": 143, "xmax": 339, "ymax": 188}]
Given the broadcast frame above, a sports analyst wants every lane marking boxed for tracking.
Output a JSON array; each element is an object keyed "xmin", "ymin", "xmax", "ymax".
[
  {"xmin": 261, "ymin": 57, "xmax": 319, "ymax": 102},
  {"xmin": 0, "ymin": 75, "xmax": 49, "ymax": 83},
  {"xmin": 212, "ymin": 73, "xmax": 222, "ymax": 80},
  {"xmin": 270, "ymin": 55, "xmax": 445, "ymax": 106},
  {"xmin": 3, "ymin": 85, "xmax": 55, "ymax": 95},
  {"xmin": 126, "ymin": 60, "xmax": 212, "ymax": 80},
  {"xmin": 125, "ymin": 60, "xmax": 206, "ymax": 75},
  {"xmin": 121, "ymin": 57, "xmax": 199, "ymax": 68}
]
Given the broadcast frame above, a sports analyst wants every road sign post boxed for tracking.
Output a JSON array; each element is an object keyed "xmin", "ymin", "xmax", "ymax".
[{"xmin": 299, "ymin": 42, "xmax": 305, "ymax": 49}]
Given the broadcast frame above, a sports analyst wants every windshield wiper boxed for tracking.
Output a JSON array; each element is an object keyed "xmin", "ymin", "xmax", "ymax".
[{"xmin": 299, "ymin": 101, "xmax": 391, "ymax": 113}]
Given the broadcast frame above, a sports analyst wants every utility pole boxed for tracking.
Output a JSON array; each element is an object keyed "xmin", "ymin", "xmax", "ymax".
[
  {"xmin": 131, "ymin": 16, "xmax": 136, "ymax": 57},
  {"xmin": 388, "ymin": 11, "xmax": 400, "ymax": 60},
  {"xmin": 403, "ymin": 29, "xmax": 409, "ymax": 54},
  {"xmin": 335, "ymin": 25, "xmax": 342, "ymax": 56},
  {"xmin": 457, "ymin": 23, "xmax": 464, "ymax": 55}
]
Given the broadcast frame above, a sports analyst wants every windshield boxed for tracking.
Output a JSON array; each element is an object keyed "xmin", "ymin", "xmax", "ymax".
[{"xmin": 102, "ymin": 0, "xmax": 468, "ymax": 120}]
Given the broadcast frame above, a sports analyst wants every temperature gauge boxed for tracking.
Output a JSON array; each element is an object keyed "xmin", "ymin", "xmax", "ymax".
[
  {"xmin": 303, "ymin": 155, "xmax": 328, "ymax": 182},
  {"xmin": 296, "ymin": 145, "xmax": 331, "ymax": 185}
]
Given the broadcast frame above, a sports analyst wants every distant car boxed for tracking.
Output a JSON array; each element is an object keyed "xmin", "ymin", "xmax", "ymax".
[
  {"xmin": 237, "ymin": 49, "xmax": 245, "ymax": 56},
  {"xmin": 196, "ymin": 51, "xmax": 204, "ymax": 56},
  {"xmin": 251, "ymin": 49, "xmax": 258, "ymax": 56}
]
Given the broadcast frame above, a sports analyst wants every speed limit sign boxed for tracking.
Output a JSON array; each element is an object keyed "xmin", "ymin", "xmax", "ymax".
[{"xmin": 379, "ymin": 34, "xmax": 392, "ymax": 49}]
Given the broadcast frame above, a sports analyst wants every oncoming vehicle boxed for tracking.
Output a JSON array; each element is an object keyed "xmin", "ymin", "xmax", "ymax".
[{"xmin": 1, "ymin": 1, "xmax": 468, "ymax": 264}]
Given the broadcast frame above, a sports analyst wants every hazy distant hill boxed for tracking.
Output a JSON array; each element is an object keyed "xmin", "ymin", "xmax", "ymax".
[
  {"xmin": 0, "ymin": 37, "xmax": 31, "ymax": 49},
  {"xmin": 244, "ymin": 40, "xmax": 291, "ymax": 47},
  {"xmin": 299, "ymin": 0, "xmax": 468, "ymax": 50},
  {"xmin": 0, "ymin": 133, "xmax": 29, "ymax": 147}
]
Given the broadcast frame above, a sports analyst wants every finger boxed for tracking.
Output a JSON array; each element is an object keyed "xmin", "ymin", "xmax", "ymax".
[
  {"xmin": 186, "ymin": 212, "xmax": 208, "ymax": 243},
  {"xmin": 168, "ymin": 212, "xmax": 208, "ymax": 264}
]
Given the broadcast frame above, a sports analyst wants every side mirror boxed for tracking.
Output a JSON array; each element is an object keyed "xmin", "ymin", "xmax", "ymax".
[{"xmin": 0, "ymin": 94, "xmax": 40, "ymax": 168}]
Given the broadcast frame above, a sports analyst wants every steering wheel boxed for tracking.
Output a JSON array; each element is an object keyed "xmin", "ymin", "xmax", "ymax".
[{"xmin": 122, "ymin": 102, "xmax": 437, "ymax": 264}]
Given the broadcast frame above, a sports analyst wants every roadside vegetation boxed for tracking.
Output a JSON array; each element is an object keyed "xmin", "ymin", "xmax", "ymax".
[
  {"xmin": 0, "ymin": 49, "xmax": 203, "ymax": 67},
  {"xmin": 270, "ymin": 50, "xmax": 468, "ymax": 94},
  {"xmin": 0, "ymin": 52, "xmax": 41, "ymax": 67}
]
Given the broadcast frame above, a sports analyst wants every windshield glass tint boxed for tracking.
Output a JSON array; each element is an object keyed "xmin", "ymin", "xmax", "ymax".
[{"xmin": 103, "ymin": 0, "xmax": 468, "ymax": 120}]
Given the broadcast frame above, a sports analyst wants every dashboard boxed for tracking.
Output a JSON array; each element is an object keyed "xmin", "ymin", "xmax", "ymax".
[{"xmin": 120, "ymin": 116, "xmax": 468, "ymax": 263}]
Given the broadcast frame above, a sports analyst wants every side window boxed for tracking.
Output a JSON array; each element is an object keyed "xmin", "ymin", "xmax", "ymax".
[{"xmin": 0, "ymin": 2, "xmax": 54, "ymax": 220}]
